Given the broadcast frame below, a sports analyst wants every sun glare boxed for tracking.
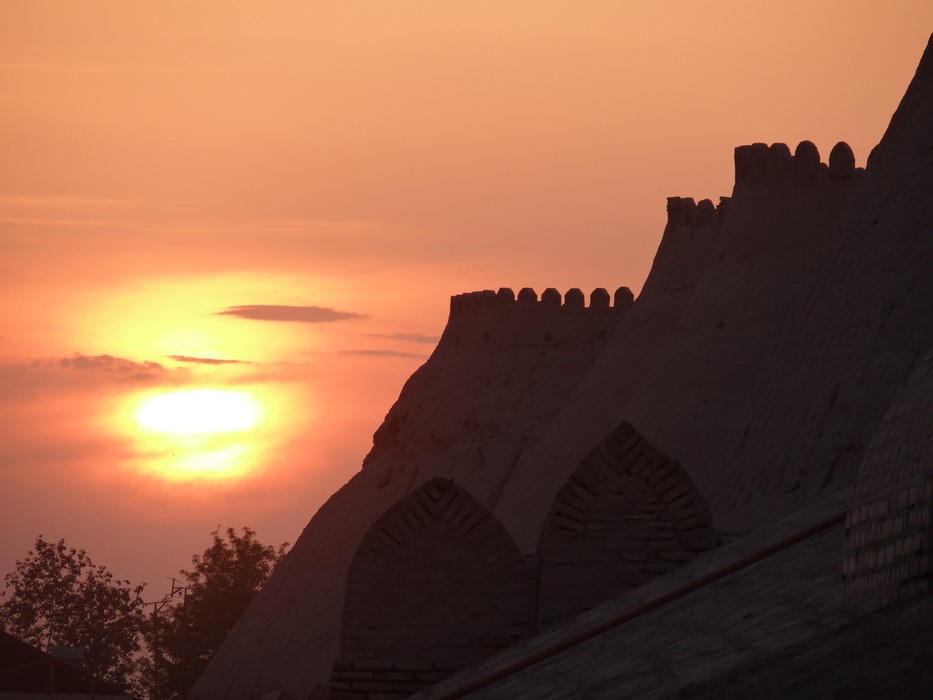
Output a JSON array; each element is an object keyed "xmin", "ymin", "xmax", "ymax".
[
  {"xmin": 135, "ymin": 389, "xmax": 261, "ymax": 435},
  {"xmin": 125, "ymin": 388, "xmax": 267, "ymax": 482}
]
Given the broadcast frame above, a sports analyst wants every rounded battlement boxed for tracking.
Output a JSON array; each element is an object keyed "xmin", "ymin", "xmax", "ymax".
[
  {"xmin": 829, "ymin": 141, "xmax": 856, "ymax": 177},
  {"xmin": 794, "ymin": 140, "xmax": 821, "ymax": 179},
  {"xmin": 541, "ymin": 288, "xmax": 562, "ymax": 308},
  {"xmin": 564, "ymin": 288, "xmax": 585, "ymax": 308},
  {"xmin": 767, "ymin": 142, "xmax": 793, "ymax": 178},
  {"xmin": 734, "ymin": 139, "xmax": 857, "ymax": 186},
  {"xmin": 449, "ymin": 286, "xmax": 634, "ymax": 313},
  {"xmin": 590, "ymin": 288, "xmax": 610, "ymax": 308},
  {"xmin": 614, "ymin": 286, "xmax": 634, "ymax": 309},
  {"xmin": 442, "ymin": 286, "xmax": 633, "ymax": 351}
]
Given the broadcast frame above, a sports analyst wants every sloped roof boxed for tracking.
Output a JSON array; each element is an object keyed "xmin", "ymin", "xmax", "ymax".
[{"xmin": 0, "ymin": 630, "xmax": 129, "ymax": 696}]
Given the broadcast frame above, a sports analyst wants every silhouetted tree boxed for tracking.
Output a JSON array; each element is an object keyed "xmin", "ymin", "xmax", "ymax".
[
  {"xmin": 142, "ymin": 526, "xmax": 288, "ymax": 699},
  {"xmin": 0, "ymin": 535, "xmax": 146, "ymax": 689}
]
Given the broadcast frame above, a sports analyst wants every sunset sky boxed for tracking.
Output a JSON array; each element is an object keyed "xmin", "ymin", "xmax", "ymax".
[{"xmin": 2, "ymin": 2, "xmax": 932, "ymax": 600}]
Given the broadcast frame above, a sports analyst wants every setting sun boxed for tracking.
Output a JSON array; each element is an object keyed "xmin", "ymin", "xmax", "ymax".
[
  {"xmin": 134, "ymin": 389, "xmax": 262, "ymax": 435},
  {"xmin": 120, "ymin": 388, "xmax": 272, "ymax": 482}
]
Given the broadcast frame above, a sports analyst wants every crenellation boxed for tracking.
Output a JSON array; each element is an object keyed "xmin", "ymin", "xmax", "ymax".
[
  {"xmin": 733, "ymin": 143, "xmax": 770, "ymax": 184},
  {"xmin": 516, "ymin": 287, "xmax": 537, "ymax": 304},
  {"xmin": 449, "ymin": 286, "xmax": 635, "ymax": 315},
  {"xmin": 767, "ymin": 142, "xmax": 793, "ymax": 179},
  {"xmin": 590, "ymin": 287, "xmax": 610, "ymax": 308},
  {"xmin": 666, "ymin": 196, "xmax": 696, "ymax": 225},
  {"xmin": 614, "ymin": 287, "xmax": 634, "ymax": 310},
  {"xmin": 829, "ymin": 141, "xmax": 856, "ymax": 177},
  {"xmin": 716, "ymin": 196, "xmax": 730, "ymax": 222},
  {"xmin": 540, "ymin": 287, "xmax": 561, "ymax": 307},
  {"xmin": 695, "ymin": 198, "xmax": 716, "ymax": 224},
  {"xmin": 796, "ymin": 140, "xmax": 817, "ymax": 175},
  {"xmin": 564, "ymin": 288, "xmax": 585, "ymax": 308},
  {"xmin": 666, "ymin": 196, "xmax": 730, "ymax": 226},
  {"xmin": 732, "ymin": 138, "xmax": 861, "ymax": 186}
]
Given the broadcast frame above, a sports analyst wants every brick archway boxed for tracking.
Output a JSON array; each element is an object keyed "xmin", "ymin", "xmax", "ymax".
[
  {"xmin": 537, "ymin": 421, "xmax": 717, "ymax": 625},
  {"xmin": 329, "ymin": 477, "xmax": 536, "ymax": 700}
]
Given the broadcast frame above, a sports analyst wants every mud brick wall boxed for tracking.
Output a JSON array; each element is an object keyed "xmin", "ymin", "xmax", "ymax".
[
  {"xmin": 844, "ymin": 351, "xmax": 933, "ymax": 610},
  {"xmin": 329, "ymin": 477, "xmax": 536, "ymax": 700},
  {"xmin": 537, "ymin": 421, "xmax": 717, "ymax": 626}
]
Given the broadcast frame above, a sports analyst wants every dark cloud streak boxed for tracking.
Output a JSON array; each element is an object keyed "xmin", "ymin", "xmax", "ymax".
[
  {"xmin": 167, "ymin": 355, "xmax": 252, "ymax": 365},
  {"xmin": 57, "ymin": 354, "xmax": 165, "ymax": 374},
  {"xmin": 342, "ymin": 349, "xmax": 428, "ymax": 359},
  {"xmin": 366, "ymin": 332, "xmax": 439, "ymax": 345},
  {"xmin": 216, "ymin": 305, "xmax": 367, "ymax": 323}
]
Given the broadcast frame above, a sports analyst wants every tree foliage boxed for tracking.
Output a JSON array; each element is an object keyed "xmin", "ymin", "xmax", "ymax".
[
  {"xmin": 142, "ymin": 526, "xmax": 288, "ymax": 699},
  {"xmin": 0, "ymin": 535, "xmax": 146, "ymax": 688}
]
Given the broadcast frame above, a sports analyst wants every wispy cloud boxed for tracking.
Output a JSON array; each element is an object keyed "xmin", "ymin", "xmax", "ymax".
[
  {"xmin": 366, "ymin": 332, "xmax": 439, "ymax": 345},
  {"xmin": 167, "ymin": 355, "xmax": 252, "ymax": 365},
  {"xmin": 0, "ymin": 354, "xmax": 176, "ymax": 398},
  {"xmin": 57, "ymin": 354, "xmax": 165, "ymax": 375},
  {"xmin": 341, "ymin": 349, "xmax": 428, "ymax": 359},
  {"xmin": 216, "ymin": 305, "xmax": 367, "ymax": 323}
]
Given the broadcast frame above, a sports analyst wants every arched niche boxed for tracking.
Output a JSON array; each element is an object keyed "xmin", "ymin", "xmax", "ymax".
[
  {"xmin": 537, "ymin": 421, "xmax": 717, "ymax": 626},
  {"xmin": 329, "ymin": 477, "xmax": 536, "ymax": 699},
  {"xmin": 844, "ymin": 351, "xmax": 933, "ymax": 611}
]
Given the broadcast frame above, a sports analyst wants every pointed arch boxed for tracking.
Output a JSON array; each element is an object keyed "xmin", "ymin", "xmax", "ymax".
[
  {"xmin": 537, "ymin": 421, "xmax": 717, "ymax": 625},
  {"xmin": 329, "ymin": 477, "xmax": 536, "ymax": 699}
]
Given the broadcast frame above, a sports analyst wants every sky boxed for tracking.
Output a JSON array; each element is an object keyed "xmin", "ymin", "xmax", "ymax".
[{"xmin": 1, "ymin": 2, "xmax": 932, "ymax": 601}]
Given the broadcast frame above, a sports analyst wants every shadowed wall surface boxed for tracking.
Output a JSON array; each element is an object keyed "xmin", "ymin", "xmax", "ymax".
[
  {"xmin": 844, "ymin": 350, "xmax": 933, "ymax": 610},
  {"xmin": 538, "ymin": 421, "xmax": 715, "ymax": 625},
  {"xmin": 329, "ymin": 477, "xmax": 535, "ymax": 699}
]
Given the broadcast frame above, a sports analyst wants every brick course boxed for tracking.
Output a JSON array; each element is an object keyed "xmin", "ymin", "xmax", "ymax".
[
  {"xmin": 844, "ymin": 351, "xmax": 933, "ymax": 610},
  {"xmin": 537, "ymin": 421, "xmax": 717, "ymax": 625},
  {"xmin": 329, "ymin": 478, "xmax": 536, "ymax": 699}
]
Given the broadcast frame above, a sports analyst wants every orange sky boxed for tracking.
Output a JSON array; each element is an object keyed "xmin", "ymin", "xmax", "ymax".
[{"xmin": 1, "ymin": 2, "xmax": 931, "ymax": 598}]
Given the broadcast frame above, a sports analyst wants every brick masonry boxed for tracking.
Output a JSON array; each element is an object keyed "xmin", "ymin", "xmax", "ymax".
[
  {"xmin": 329, "ymin": 478, "xmax": 537, "ymax": 700},
  {"xmin": 844, "ymin": 350, "xmax": 933, "ymax": 610},
  {"xmin": 537, "ymin": 421, "xmax": 717, "ymax": 625},
  {"xmin": 415, "ymin": 490, "xmax": 852, "ymax": 700}
]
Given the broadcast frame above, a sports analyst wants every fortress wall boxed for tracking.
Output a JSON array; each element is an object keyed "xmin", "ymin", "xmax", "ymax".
[
  {"xmin": 361, "ymin": 285, "xmax": 632, "ymax": 502},
  {"xmin": 537, "ymin": 422, "xmax": 716, "ymax": 626},
  {"xmin": 703, "ymin": 34, "xmax": 933, "ymax": 527},
  {"xmin": 329, "ymin": 478, "xmax": 535, "ymax": 700},
  {"xmin": 193, "ymin": 285, "xmax": 630, "ymax": 699},
  {"xmin": 194, "ymin": 35, "xmax": 933, "ymax": 700},
  {"xmin": 617, "ymin": 142, "xmax": 862, "ymax": 521},
  {"xmin": 497, "ymin": 139, "xmax": 859, "ymax": 550}
]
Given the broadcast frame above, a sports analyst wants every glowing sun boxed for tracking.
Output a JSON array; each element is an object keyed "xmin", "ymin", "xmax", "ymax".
[
  {"xmin": 125, "ymin": 388, "xmax": 266, "ymax": 482},
  {"xmin": 134, "ymin": 389, "xmax": 261, "ymax": 435}
]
